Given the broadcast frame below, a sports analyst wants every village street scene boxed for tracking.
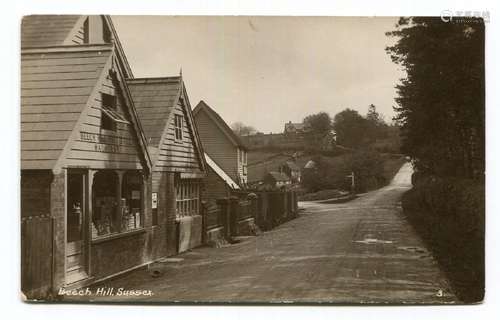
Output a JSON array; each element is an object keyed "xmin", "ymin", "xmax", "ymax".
[{"xmin": 20, "ymin": 15, "xmax": 484, "ymax": 304}]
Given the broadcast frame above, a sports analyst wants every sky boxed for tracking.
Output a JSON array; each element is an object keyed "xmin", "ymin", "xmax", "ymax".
[{"xmin": 112, "ymin": 16, "xmax": 406, "ymax": 133}]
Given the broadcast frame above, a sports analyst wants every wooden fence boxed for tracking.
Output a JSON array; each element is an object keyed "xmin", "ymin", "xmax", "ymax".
[
  {"xmin": 204, "ymin": 201, "xmax": 224, "ymax": 231},
  {"xmin": 202, "ymin": 190, "xmax": 298, "ymax": 240},
  {"xmin": 21, "ymin": 215, "xmax": 54, "ymax": 300}
]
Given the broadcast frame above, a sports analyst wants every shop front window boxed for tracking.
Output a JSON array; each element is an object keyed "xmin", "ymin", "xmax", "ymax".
[
  {"xmin": 120, "ymin": 171, "xmax": 143, "ymax": 232},
  {"xmin": 91, "ymin": 170, "xmax": 143, "ymax": 239},
  {"xmin": 175, "ymin": 179, "xmax": 200, "ymax": 218}
]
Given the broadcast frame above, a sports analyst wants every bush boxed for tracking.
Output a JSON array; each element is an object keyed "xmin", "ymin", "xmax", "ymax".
[
  {"xmin": 298, "ymin": 189, "xmax": 347, "ymax": 201},
  {"xmin": 351, "ymin": 148, "xmax": 386, "ymax": 192},
  {"xmin": 402, "ymin": 175, "xmax": 484, "ymax": 302},
  {"xmin": 301, "ymin": 151, "xmax": 405, "ymax": 193},
  {"xmin": 301, "ymin": 156, "xmax": 351, "ymax": 192}
]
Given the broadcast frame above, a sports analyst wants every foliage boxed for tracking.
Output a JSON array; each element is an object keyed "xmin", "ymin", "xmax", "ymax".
[
  {"xmin": 301, "ymin": 156, "xmax": 351, "ymax": 192},
  {"xmin": 386, "ymin": 17, "xmax": 484, "ymax": 179},
  {"xmin": 402, "ymin": 176, "xmax": 484, "ymax": 302},
  {"xmin": 302, "ymin": 112, "xmax": 333, "ymax": 151},
  {"xmin": 301, "ymin": 150, "xmax": 404, "ymax": 194},
  {"xmin": 350, "ymin": 148, "xmax": 386, "ymax": 192},
  {"xmin": 303, "ymin": 112, "xmax": 333, "ymax": 134},
  {"xmin": 298, "ymin": 189, "xmax": 346, "ymax": 201},
  {"xmin": 332, "ymin": 109, "xmax": 369, "ymax": 148},
  {"xmin": 231, "ymin": 121, "xmax": 257, "ymax": 136},
  {"xmin": 365, "ymin": 104, "xmax": 389, "ymax": 140}
]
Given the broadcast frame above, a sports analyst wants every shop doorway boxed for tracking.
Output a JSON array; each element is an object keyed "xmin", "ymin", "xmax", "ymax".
[{"xmin": 66, "ymin": 171, "xmax": 88, "ymax": 284}]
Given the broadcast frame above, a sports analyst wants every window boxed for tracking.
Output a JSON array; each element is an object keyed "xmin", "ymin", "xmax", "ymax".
[
  {"xmin": 100, "ymin": 93, "xmax": 129, "ymax": 131},
  {"xmin": 91, "ymin": 170, "xmax": 143, "ymax": 239},
  {"xmin": 120, "ymin": 172, "xmax": 143, "ymax": 231},
  {"xmin": 174, "ymin": 114, "xmax": 183, "ymax": 141},
  {"xmin": 91, "ymin": 171, "xmax": 119, "ymax": 237},
  {"xmin": 175, "ymin": 179, "xmax": 200, "ymax": 218},
  {"xmin": 101, "ymin": 93, "xmax": 116, "ymax": 131}
]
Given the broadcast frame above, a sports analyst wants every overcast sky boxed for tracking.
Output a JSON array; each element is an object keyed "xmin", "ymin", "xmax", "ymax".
[{"xmin": 112, "ymin": 16, "xmax": 405, "ymax": 133}]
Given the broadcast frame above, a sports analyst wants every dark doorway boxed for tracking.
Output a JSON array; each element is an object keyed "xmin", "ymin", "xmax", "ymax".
[{"xmin": 66, "ymin": 171, "xmax": 88, "ymax": 284}]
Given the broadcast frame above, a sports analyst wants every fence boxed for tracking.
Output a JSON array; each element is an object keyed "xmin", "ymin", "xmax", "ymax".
[
  {"xmin": 202, "ymin": 190, "xmax": 298, "ymax": 241},
  {"xmin": 21, "ymin": 215, "xmax": 54, "ymax": 300},
  {"xmin": 204, "ymin": 201, "xmax": 225, "ymax": 231}
]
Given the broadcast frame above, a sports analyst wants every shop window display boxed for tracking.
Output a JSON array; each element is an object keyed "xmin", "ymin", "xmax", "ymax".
[{"xmin": 91, "ymin": 170, "xmax": 143, "ymax": 239}]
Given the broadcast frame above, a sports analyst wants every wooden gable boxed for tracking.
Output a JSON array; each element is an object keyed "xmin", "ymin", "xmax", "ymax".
[
  {"xmin": 21, "ymin": 15, "xmax": 133, "ymax": 78},
  {"xmin": 21, "ymin": 45, "xmax": 151, "ymax": 173},
  {"xmin": 21, "ymin": 46, "xmax": 112, "ymax": 170},
  {"xmin": 193, "ymin": 101, "xmax": 242, "ymax": 181},
  {"xmin": 127, "ymin": 78, "xmax": 205, "ymax": 175},
  {"xmin": 64, "ymin": 56, "xmax": 146, "ymax": 170}
]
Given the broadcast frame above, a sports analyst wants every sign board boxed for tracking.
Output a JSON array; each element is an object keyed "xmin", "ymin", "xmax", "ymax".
[
  {"xmin": 152, "ymin": 192, "xmax": 158, "ymax": 209},
  {"xmin": 131, "ymin": 190, "xmax": 141, "ymax": 200}
]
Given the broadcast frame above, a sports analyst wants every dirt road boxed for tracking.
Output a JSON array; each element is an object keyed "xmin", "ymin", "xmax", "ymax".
[{"xmin": 67, "ymin": 163, "xmax": 457, "ymax": 304}]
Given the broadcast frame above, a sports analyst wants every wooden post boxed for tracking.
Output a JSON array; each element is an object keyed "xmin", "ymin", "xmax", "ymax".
[
  {"xmin": 216, "ymin": 198, "xmax": 230, "ymax": 239},
  {"xmin": 201, "ymin": 200, "xmax": 207, "ymax": 244},
  {"xmin": 347, "ymin": 172, "xmax": 355, "ymax": 194},
  {"xmin": 86, "ymin": 169, "xmax": 96, "ymax": 277},
  {"xmin": 115, "ymin": 170, "xmax": 125, "ymax": 232}
]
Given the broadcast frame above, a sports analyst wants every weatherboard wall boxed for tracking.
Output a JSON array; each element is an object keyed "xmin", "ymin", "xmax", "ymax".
[
  {"xmin": 194, "ymin": 109, "xmax": 238, "ymax": 181},
  {"xmin": 21, "ymin": 48, "xmax": 114, "ymax": 170},
  {"xmin": 155, "ymin": 102, "xmax": 202, "ymax": 173},
  {"xmin": 64, "ymin": 60, "xmax": 144, "ymax": 170}
]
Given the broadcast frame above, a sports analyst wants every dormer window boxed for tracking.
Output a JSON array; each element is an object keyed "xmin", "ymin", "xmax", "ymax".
[
  {"xmin": 174, "ymin": 114, "xmax": 184, "ymax": 141},
  {"xmin": 101, "ymin": 93, "xmax": 129, "ymax": 131}
]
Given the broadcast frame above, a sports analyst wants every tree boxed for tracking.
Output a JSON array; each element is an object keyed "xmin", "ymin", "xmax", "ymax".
[
  {"xmin": 386, "ymin": 17, "xmax": 484, "ymax": 179},
  {"xmin": 332, "ymin": 109, "xmax": 368, "ymax": 149},
  {"xmin": 303, "ymin": 112, "xmax": 333, "ymax": 150},
  {"xmin": 366, "ymin": 104, "xmax": 389, "ymax": 140},
  {"xmin": 231, "ymin": 122, "xmax": 257, "ymax": 136},
  {"xmin": 350, "ymin": 148, "xmax": 385, "ymax": 192}
]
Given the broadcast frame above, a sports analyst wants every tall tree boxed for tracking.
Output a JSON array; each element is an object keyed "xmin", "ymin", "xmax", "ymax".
[
  {"xmin": 365, "ymin": 104, "xmax": 389, "ymax": 140},
  {"xmin": 332, "ymin": 109, "xmax": 368, "ymax": 148},
  {"xmin": 303, "ymin": 112, "xmax": 333, "ymax": 150},
  {"xmin": 386, "ymin": 17, "xmax": 484, "ymax": 179}
]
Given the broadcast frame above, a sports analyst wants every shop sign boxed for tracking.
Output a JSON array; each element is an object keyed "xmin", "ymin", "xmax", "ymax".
[
  {"xmin": 152, "ymin": 192, "xmax": 158, "ymax": 209},
  {"xmin": 80, "ymin": 132, "xmax": 124, "ymax": 153}
]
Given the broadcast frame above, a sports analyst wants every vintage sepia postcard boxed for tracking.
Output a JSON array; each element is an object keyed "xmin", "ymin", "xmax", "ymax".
[{"xmin": 20, "ymin": 15, "xmax": 485, "ymax": 304}]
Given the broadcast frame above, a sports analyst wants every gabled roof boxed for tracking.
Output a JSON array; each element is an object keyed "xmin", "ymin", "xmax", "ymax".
[
  {"xmin": 285, "ymin": 160, "xmax": 301, "ymax": 171},
  {"xmin": 126, "ymin": 76, "xmax": 206, "ymax": 172},
  {"xmin": 21, "ymin": 44, "xmax": 152, "ymax": 173},
  {"xmin": 284, "ymin": 122, "xmax": 308, "ymax": 133},
  {"xmin": 126, "ymin": 76, "xmax": 182, "ymax": 146},
  {"xmin": 267, "ymin": 171, "xmax": 290, "ymax": 182},
  {"xmin": 21, "ymin": 45, "xmax": 113, "ymax": 170},
  {"xmin": 21, "ymin": 15, "xmax": 81, "ymax": 48},
  {"xmin": 21, "ymin": 15, "xmax": 133, "ymax": 78},
  {"xmin": 205, "ymin": 153, "xmax": 240, "ymax": 190},
  {"xmin": 193, "ymin": 100, "xmax": 248, "ymax": 151},
  {"xmin": 304, "ymin": 160, "xmax": 316, "ymax": 169}
]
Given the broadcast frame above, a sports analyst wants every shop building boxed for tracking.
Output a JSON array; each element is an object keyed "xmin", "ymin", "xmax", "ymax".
[
  {"xmin": 21, "ymin": 15, "xmax": 156, "ymax": 298},
  {"xmin": 21, "ymin": 43, "xmax": 154, "ymax": 296},
  {"xmin": 126, "ymin": 76, "xmax": 206, "ymax": 254}
]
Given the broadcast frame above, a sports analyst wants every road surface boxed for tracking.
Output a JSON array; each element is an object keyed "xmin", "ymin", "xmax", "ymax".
[{"xmin": 68, "ymin": 163, "xmax": 457, "ymax": 304}]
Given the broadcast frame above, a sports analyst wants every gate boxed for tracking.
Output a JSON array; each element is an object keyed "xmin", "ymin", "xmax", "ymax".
[{"xmin": 21, "ymin": 215, "xmax": 54, "ymax": 299}]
